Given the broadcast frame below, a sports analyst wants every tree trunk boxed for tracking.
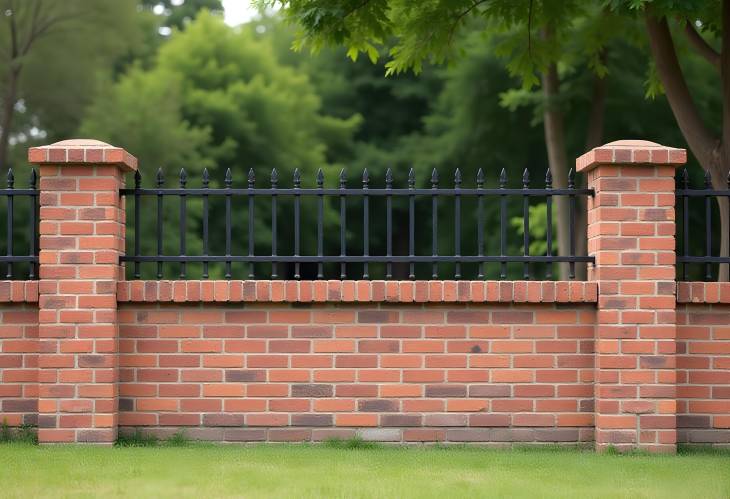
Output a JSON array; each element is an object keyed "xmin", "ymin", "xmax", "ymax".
[
  {"xmin": 645, "ymin": 11, "xmax": 729, "ymax": 280},
  {"xmin": 541, "ymin": 61, "xmax": 572, "ymax": 280}
]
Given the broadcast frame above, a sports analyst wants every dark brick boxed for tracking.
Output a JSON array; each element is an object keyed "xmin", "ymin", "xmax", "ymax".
[
  {"xmin": 535, "ymin": 428, "xmax": 580, "ymax": 442},
  {"xmin": 203, "ymin": 414, "xmax": 245, "ymax": 427},
  {"xmin": 2, "ymin": 399, "xmax": 37, "ymax": 412},
  {"xmin": 118, "ymin": 398, "xmax": 134, "ymax": 411},
  {"xmin": 677, "ymin": 415, "xmax": 710, "ymax": 429},
  {"xmin": 292, "ymin": 384, "xmax": 333, "ymax": 397},
  {"xmin": 358, "ymin": 399, "xmax": 398, "ymax": 412},
  {"xmin": 224, "ymin": 429, "xmax": 267, "ymax": 442},
  {"xmin": 357, "ymin": 311, "xmax": 399, "ymax": 323},
  {"xmin": 468, "ymin": 385, "xmax": 511, "ymax": 397},
  {"xmin": 225, "ymin": 369, "xmax": 266, "ymax": 382},
  {"xmin": 292, "ymin": 414, "xmax": 333, "ymax": 427},
  {"xmin": 79, "ymin": 355, "xmax": 107, "ymax": 367},
  {"xmin": 426, "ymin": 384, "xmax": 467, "ymax": 398},
  {"xmin": 446, "ymin": 429, "xmax": 493, "ymax": 442},
  {"xmin": 37, "ymin": 415, "xmax": 56, "ymax": 429}
]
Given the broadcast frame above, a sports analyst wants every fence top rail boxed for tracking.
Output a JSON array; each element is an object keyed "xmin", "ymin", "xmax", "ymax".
[{"xmin": 121, "ymin": 187, "xmax": 595, "ymax": 196}]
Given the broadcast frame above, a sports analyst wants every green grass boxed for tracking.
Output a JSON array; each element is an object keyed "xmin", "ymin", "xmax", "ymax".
[{"xmin": 0, "ymin": 443, "xmax": 728, "ymax": 498}]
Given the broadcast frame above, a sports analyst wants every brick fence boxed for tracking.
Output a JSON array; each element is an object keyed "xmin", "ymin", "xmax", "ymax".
[{"xmin": 0, "ymin": 139, "xmax": 727, "ymax": 452}]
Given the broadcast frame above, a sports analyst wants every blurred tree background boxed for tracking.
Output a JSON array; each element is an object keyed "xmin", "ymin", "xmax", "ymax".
[{"xmin": 0, "ymin": 0, "xmax": 722, "ymax": 280}]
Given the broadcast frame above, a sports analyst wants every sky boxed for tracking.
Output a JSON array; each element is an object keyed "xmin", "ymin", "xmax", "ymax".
[{"xmin": 222, "ymin": 0, "xmax": 261, "ymax": 26}]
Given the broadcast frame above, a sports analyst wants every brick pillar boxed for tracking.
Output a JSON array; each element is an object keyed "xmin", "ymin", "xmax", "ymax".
[
  {"xmin": 29, "ymin": 140, "xmax": 137, "ymax": 444},
  {"xmin": 577, "ymin": 140, "xmax": 685, "ymax": 452}
]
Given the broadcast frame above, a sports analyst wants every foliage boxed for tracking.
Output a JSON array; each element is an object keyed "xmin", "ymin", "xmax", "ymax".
[
  {"xmin": 0, "ymin": 0, "xmax": 143, "ymax": 167},
  {"xmin": 0, "ymin": 420, "xmax": 37, "ymax": 444},
  {"xmin": 81, "ymin": 11, "xmax": 358, "ymax": 279}
]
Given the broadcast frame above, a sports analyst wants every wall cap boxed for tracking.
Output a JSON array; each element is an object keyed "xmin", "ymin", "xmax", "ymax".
[
  {"xmin": 117, "ymin": 280, "xmax": 598, "ymax": 304},
  {"xmin": 28, "ymin": 139, "xmax": 137, "ymax": 172},
  {"xmin": 576, "ymin": 140, "xmax": 686, "ymax": 173}
]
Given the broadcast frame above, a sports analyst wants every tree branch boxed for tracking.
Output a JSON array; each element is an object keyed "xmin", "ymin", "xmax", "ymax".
[
  {"xmin": 645, "ymin": 11, "xmax": 718, "ymax": 169},
  {"xmin": 683, "ymin": 19, "xmax": 720, "ymax": 69}
]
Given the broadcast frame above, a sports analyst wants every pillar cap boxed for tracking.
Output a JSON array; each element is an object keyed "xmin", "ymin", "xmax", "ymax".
[
  {"xmin": 28, "ymin": 139, "xmax": 137, "ymax": 172},
  {"xmin": 576, "ymin": 140, "xmax": 686, "ymax": 173}
]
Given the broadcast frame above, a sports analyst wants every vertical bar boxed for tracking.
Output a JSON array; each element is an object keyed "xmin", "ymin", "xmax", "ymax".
[
  {"xmin": 705, "ymin": 170, "xmax": 712, "ymax": 281},
  {"xmin": 339, "ymin": 169, "xmax": 347, "ymax": 279},
  {"xmin": 476, "ymin": 169, "xmax": 484, "ymax": 279},
  {"xmin": 248, "ymin": 168, "xmax": 255, "ymax": 279},
  {"xmin": 431, "ymin": 168, "xmax": 439, "ymax": 279},
  {"xmin": 225, "ymin": 168, "xmax": 232, "ymax": 279},
  {"xmin": 29, "ymin": 169, "xmax": 37, "ymax": 280},
  {"xmin": 6, "ymin": 169, "xmax": 13, "ymax": 279},
  {"xmin": 294, "ymin": 169, "xmax": 301, "ymax": 279},
  {"xmin": 317, "ymin": 168, "xmax": 324, "ymax": 279},
  {"xmin": 386, "ymin": 168, "xmax": 393, "ymax": 279},
  {"xmin": 522, "ymin": 168, "xmax": 530, "ymax": 280},
  {"xmin": 568, "ymin": 168, "xmax": 576, "ymax": 280},
  {"xmin": 499, "ymin": 168, "xmax": 507, "ymax": 279},
  {"xmin": 271, "ymin": 168, "xmax": 278, "ymax": 279},
  {"xmin": 202, "ymin": 168, "xmax": 209, "ymax": 279},
  {"xmin": 132, "ymin": 170, "xmax": 141, "ymax": 279},
  {"xmin": 545, "ymin": 169, "xmax": 553, "ymax": 280},
  {"xmin": 454, "ymin": 168, "xmax": 462, "ymax": 280},
  {"xmin": 408, "ymin": 168, "xmax": 415, "ymax": 280},
  {"xmin": 156, "ymin": 168, "xmax": 164, "ymax": 279},
  {"xmin": 682, "ymin": 169, "xmax": 689, "ymax": 281},
  {"xmin": 179, "ymin": 168, "xmax": 187, "ymax": 279},
  {"xmin": 363, "ymin": 169, "xmax": 370, "ymax": 279}
]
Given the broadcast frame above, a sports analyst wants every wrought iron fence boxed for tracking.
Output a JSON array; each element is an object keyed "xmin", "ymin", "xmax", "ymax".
[
  {"xmin": 0, "ymin": 168, "xmax": 38, "ymax": 279},
  {"xmin": 676, "ymin": 168, "xmax": 730, "ymax": 281},
  {"xmin": 120, "ymin": 167, "xmax": 594, "ymax": 281}
]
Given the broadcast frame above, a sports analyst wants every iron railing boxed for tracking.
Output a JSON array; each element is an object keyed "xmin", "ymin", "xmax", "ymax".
[
  {"xmin": 676, "ymin": 168, "xmax": 730, "ymax": 281},
  {"xmin": 0, "ymin": 168, "xmax": 38, "ymax": 279},
  {"xmin": 120, "ymin": 167, "xmax": 594, "ymax": 280}
]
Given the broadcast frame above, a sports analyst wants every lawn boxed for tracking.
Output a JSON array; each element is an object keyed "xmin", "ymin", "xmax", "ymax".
[{"xmin": 0, "ymin": 443, "xmax": 729, "ymax": 498}]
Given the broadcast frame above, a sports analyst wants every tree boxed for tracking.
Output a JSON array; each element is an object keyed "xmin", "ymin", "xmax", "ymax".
[
  {"xmin": 615, "ymin": 0, "xmax": 727, "ymax": 279},
  {"xmin": 81, "ymin": 11, "xmax": 358, "ymax": 279},
  {"xmin": 0, "ymin": 0, "xmax": 141, "ymax": 168},
  {"xmin": 262, "ymin": 0, "xmax": 618, "ymax": 279}
]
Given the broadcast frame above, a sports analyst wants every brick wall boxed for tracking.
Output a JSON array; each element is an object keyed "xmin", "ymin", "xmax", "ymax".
[
  {"xmin": 115, "ymin": 281, "xmax": 596, "ymax": 443},
  {"xmin": 0, "ymin": 285, "xmax": 38, "ymax": 427},
  {"xmin": 0, "ymin": 139, "xmax": 728, "ymax": 451},
  {"xmin": 677, "ymin": 283, "xmax": 730, "ymax": 446}
]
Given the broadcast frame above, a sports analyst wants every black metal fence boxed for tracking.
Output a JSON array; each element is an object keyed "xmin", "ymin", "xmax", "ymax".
[
  {"xmin": 676, "ymin": 168, "xmax": 730, "ymax": 281},
  {"xmin": 0, "ymin": 168, "xmax": 38, "ymax": 279},
  {"xmin": 120, "ymin": 167, "xmax": 594, "ymax": 281}
]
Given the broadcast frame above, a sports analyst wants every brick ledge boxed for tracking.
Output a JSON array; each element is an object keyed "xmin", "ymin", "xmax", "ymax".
[
  {"xmin": 0, "ymin": 281, "xmax": 38, "ymax": 302},
  {"xmin": 117, "ymin": 280, "xmax": 598, "ymax": 304},
  {"xmin": 677, "ymin": 282, "xmax": 730, "ymax": 304}
]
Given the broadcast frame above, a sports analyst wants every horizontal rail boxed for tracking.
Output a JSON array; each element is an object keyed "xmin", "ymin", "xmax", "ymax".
[
  {"xmin": 121, "ymin": 255, "xmax": 594, "ymax": 263},
  {"xmin": 121, "ymin": 188, "xmax": 594, "ymax": 196}
]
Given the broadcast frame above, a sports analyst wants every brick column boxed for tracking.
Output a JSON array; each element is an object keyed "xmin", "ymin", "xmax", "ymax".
[
  {"xmin": 29, "ymin": 140, "xmax": 136, "ymax": 444},
  {"xmin": 577, "ymin": 140, "xmax": 685, "ymax": 452}
]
